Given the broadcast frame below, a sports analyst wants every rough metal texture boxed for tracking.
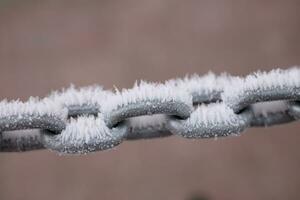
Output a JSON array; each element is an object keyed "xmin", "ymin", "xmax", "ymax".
[{"xmin": 0, "ymin": 67, "xmax": 299, "ymax": 154}]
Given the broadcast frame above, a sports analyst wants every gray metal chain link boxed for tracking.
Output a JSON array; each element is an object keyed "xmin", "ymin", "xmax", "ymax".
[{"xmin": 0, "ymin": 67, "xmax": 299, "ymax": 154}]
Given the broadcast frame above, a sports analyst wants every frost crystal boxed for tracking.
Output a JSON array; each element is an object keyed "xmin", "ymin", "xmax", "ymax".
[
  {"xmin": 0, "ymin": 98, "xmax": 67, "ymax": 119},
  {"xmin": 46, "ymin": 85, "xmax": 112, "ymax": 110},
  {"xmin": 222, "ymin": 67, "xmax": 300, "ymax": 103},
  {"xmin": 101, "ymin": 81, "xmax": 193, "ymax": 114}
]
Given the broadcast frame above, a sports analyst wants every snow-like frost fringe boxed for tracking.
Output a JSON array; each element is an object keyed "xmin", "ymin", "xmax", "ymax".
[
  {"xmin": 166, "ymin": 72, "xmax": 234, "ymax": 103},
  {"xmin": 0, "ymin": 98, "xmax": 67, "ymax": 119},
  {"xmin": 41, "ymin": 115, "xmax": 127, "ymax": 154},
  {"xmin": 46, "ymin": 85, "xmax": 112, "ymax": 110},
  {"xmin": 0, "ymin": 98, "xmax": 67, "ymax": 133},
  {"xmin": 101, "ymin": 81, "xmax": 193, "ymax": 128},
  {"xmin": 167, "ymin": 102, "xmax": 253, "ymax": 138},
  {"xmin": 222, "ymin": 67, "xmax": 300, "ymax": 113},
  {"xmin": 101, "ymin": 81, "xmax": 193, "ymax": 114}
]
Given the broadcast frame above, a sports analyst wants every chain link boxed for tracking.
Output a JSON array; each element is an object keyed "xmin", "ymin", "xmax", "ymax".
[{"xmin": 0, "ymin": 67, "xmax": 299, "ymax": 154}]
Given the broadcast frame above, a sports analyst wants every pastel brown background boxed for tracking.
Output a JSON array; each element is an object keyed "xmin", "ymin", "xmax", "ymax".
[{"xmin": 0, "ymin": 1, "xmax": 300, "ymax": 200}]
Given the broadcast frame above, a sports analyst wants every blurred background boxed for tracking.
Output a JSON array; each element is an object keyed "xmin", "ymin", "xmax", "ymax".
[{"xmin": 0, "ymin": 0, "xmax": 300, "ymax": 199}]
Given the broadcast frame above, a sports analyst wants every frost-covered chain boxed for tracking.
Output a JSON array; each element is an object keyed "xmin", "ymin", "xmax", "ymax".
[{"xmin": 0, "ymin": 67, "xmax": 299, "ymax": 154}]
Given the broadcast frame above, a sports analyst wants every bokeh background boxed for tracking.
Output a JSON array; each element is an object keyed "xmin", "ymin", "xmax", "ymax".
[{"xmin": 0, "ymin": 1, "xmax": 300, "ymax": 200}]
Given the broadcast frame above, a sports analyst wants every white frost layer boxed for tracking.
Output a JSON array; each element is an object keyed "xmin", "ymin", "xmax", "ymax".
[
  {"xmin": 0, "ymin": 98, "xmax": 67, "ymax": 119},
  {"xmin": 186, "ymin": 103, "xmax": 243, "ymax": 127},
  {"xmin": 59, "ymin": 116, "xmax": 116, "ymax": 145},
  {"xmin": 222, "ymin": 67, "xmax": 300, "ymax": 100},
  {"xmin": 46, "ymin": 85, "xmax": 112, "ymax": 109},
  {"xmin": 101, "ymin": 81, "xmax": 193, "ymax": 113},
  {"xmin": 127, "ymin": 114, "xmax": 167, "ymax": 130},
  {"xmin": 166, "ymin": 72, "xmax": 233, "ymax": 96}
]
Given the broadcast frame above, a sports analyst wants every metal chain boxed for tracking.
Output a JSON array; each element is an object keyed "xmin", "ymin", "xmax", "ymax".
[{"xmin": 0, "ymin": 67, "xmax": 299, "ymax": 154}]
